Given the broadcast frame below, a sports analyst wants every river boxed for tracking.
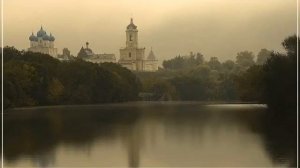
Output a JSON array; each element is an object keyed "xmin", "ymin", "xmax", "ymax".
[{"xmin": 3, "ymin": 102, "xmax": 296, "ymax": 167}]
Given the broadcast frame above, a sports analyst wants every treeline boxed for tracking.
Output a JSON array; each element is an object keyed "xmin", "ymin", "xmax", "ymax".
[
  {"xmin": 141, "ymin": 49, "xmax": 272, "ymax": 101},
  {"xmin": 140, "ymin": 35, "xmax": 297, "ymax": 109},
  {"xmin": 239, "ymin": 35, "xmax": 298, "ymax": 111},
  {"xmin": 3, "ymin": 47, "xmax": 141, "ymax": 108},
  {"xmin": 3, "ymin": 35, "xmax": 297, "ymax": 111},
  {"xmin": 162, "ymin": 49, "xmax": 271, "ymax": 71}
]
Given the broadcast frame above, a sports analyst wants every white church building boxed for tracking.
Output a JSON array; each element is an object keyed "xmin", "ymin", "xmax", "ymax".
[
  {"xmin": 28, "ymin": 26, "xmax": 58, "ymax": 57},
  {"xmin": 119, "ymin": 18, "xmax": 158, "ymax": 72}
]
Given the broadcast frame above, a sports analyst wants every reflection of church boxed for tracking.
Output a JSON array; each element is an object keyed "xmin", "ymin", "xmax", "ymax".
[
  {"xmin": 28, "ymin": 26, "xmax": 57, "ymax": 57},
  {"xmin": 119, "ymin": 18, "xmax": 158, "ymax": 72}
]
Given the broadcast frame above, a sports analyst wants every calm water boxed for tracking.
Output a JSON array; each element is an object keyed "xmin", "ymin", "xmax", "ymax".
[{"xmin": 3, "ymin": 102, "xmax": 296, "ymax": 167}]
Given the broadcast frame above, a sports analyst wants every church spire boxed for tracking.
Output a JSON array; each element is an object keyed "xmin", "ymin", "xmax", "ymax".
[{"xmin": 127, "ymin": 18, "xmax": 137, "ymax": 29}]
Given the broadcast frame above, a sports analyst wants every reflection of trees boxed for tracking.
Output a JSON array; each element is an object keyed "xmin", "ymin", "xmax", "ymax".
[
  {"xmin": 4, "ymin": 105, "xmax": 142, "ymax": 166},
  {"xmin": 160, "ymin": 104, "xmax": 266, "ymax": 141},
  {"xmin": 142, "ymin": 104, "xmax": 296, "ymax": 167},
  {"xmin": 259, "ymin": 109, "xmax": 297, "ymax": 167},
  {"xmin": 4, "ymin": 103, "xmax": 296, "ymax": 167}
]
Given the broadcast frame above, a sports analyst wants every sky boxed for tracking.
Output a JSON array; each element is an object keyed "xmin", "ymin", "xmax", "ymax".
[{"xmin": 3, "ymin": 0, "xmax": 297, "ymax": 63}]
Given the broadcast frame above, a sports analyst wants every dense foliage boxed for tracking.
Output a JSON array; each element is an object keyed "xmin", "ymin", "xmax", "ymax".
[
  {"xmin": 143, "ymin": 50, "xmax": 257, "ymax": 101},
  {"xmin": 3, "ymin": 47, "xmax": 140, "ymax": 108},
  {"xmin": 162, "ymin": 52, "xmax": 204, "ymax": 70},
  {"xmin": 237, "ymin": 35, "xmax": 298, "ymax": 111},
  {"xmin": 144, "ymin": 36, "xmax": 296, "ymax": 106},
  {"xmin": 3, "ymin": 35, "xmax": 297, "ymax": 110}
]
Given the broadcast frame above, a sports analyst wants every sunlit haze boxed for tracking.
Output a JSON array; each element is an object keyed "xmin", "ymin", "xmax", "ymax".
[{"xmin": 3, "ymin": 0, "xmax": 297, "ymax": 63}]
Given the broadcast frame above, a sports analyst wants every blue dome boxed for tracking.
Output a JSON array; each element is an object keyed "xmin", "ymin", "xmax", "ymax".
[
  {"xmin": 37, "ymin": 26, "xmax": 46, "ymax": 37},
  {"xmin": 49, "ymin": 33, "xmax": 55, "ymax": 41},
  {"xmin": 29, "ymin": 33, "xmax": 38, "ymax": 41},
  {"xmin": 42, "ymin": 34, "xmax": 50, "ymax": 41}
]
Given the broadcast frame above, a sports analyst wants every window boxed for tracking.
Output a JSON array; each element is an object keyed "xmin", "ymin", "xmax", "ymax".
[
  {"xmin": 129, "ymin": 52, "xmax": 131, "ymax": 57},
  {"xmin": 129, "ymin": 34, "xmax": 132, "ymax": 41}
]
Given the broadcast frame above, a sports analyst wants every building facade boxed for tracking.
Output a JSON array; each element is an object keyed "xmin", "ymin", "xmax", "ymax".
[
  {"xmin": 77, "ymin": 42, "xmax": 116, "ymax": 64},
  {"xmin": 144, "ymin": 48, "xmax": 158, "ymax": 72},
  {"xmin": 28, "ymin": 26, "xmax": 58, "ymax": 57},
  {"xmin": 119, "ymin": 18, "xmax": 158, "ymax": 72}
]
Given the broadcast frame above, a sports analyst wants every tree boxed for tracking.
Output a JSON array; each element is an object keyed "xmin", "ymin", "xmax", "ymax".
[
  {"xmin": 162, "ymin": 52, "xmax": 205, "ymax": 70},
  {"xmin": 195, "ymin": 52, "xmax": 204, "ymax": 65},
  {"xmin": 260, "ymin": 35, "xmax": 298, "ymax": 167},
  {"xmin": 236, "ymin": 65, "xmax": 264, "ymax": 101},
  {"xmin": 3, "ymin": 61, "xmax": 38, "ymax": 107},
  {"xmin": 207, "ymin": 57, "xmax": 221, "ymax": 70},
  {"xmin": 262, "ymin": 35, "xmax": 298, "ymax": 110},
  {"xmin": 162, "ymin": 56, "xmax": 185, "ymax": 70},
  {"xmin": 3, "ymin": 47, "xmax": 141, "ymax": 108},
  {"xmin": 236, "ymin": 51, "xmax": 255, "ymax": 68},
  {"xmin": 47, "ymin": 78, "xmax": 64, "ymax": 104},
  {"xmin": 222, "ymin": 60, "xmax": 236, "ymax": 72},
  {"xmin": 256, "ymin": 49, "xmax": 272, "ymax": 65},
  {"xmin": 282, "ymin": 35, "xmax": 298, "ymax": 57}
]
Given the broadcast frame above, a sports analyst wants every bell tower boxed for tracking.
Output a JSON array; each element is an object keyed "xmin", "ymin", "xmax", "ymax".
[
  {"xmin": 119, "ymin": 18, "xmax": 145, "ymax": 71},
  {"xmin": 126, "ymin": 18, "xmax": 138, "ymax": 48}
]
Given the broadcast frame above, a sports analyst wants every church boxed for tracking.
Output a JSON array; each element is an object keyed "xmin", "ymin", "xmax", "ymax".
[
  {"xmin": 28, "ymin": 21, "xmax": 158, "ymax": 71},
  {"xmin": 77, "ymin": 42, "xmax": 116, "ymax": 64},
  {"xmin": 28, "ymin": 26, "xmax": 58, "ymax": 57},
  {"xmin": 119, "ymin": 18, "xmax": 158, "ymax": 72}
]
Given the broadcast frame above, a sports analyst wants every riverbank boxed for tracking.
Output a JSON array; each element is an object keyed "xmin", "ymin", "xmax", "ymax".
[{"xmin": 4, "ymin": 100, "xmax": 265, "ymax": 112}]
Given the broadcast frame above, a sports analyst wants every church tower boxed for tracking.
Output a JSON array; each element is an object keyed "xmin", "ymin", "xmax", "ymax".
[
  {"xmin": 119, "ymin": 18, "xmax": 145, "ymax": 71},
  {"xmin": 126, "ymin": 18, "xmax": 138, "ymax": 48}
]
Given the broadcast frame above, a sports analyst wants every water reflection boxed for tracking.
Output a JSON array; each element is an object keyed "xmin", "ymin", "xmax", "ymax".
[{"xmin": 3, "ymin": 102, "xmax": 296, "ymax": 167}]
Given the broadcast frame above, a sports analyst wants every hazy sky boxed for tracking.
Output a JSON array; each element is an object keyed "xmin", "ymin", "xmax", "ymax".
[{"xmin": 3, "ymin": 0, "xmax": 297, "ymax": 63}]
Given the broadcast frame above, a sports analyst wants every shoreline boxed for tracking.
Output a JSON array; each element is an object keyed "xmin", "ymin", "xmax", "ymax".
[{"xmin": 4, "ymin": 100, "xmax": 265, "ymax": 111}]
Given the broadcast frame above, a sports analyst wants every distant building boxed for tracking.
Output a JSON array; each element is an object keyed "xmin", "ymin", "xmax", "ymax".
[
  {"xmin": 77, "ymin": 42, "xmax": 116, "ymax": 63},
  {"xmin": 57, "ymin": 48, "xmax": 75, "ymax": 61},
  {"xmin": 144, "ymin": 48, "xmax": 158, "ymax": 72},
  {"xmin": 28, "ymin": 26, "xmax": 57, "ymax": 57},
  {"xmin": 63, "ymin": 48, "xmax": 70, "ymax": 57},
  {"xmin": 119, "ymin": 18, "xmax": 158, "ymax": 72}
]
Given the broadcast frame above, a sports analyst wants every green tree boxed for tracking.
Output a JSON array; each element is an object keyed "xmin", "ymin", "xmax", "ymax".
[
  {"xmin": 236, "ymin": 51, "xmax": 255, "ymax": 68},
  {"xmin": 236, "ymin": 65, "xmax": 264, "ymax": 101},
  {"xmin": 263, "ymin": 35, "xmax": 298, "ymax": 110},
  {"xmin": 3, "ymin": 47, "xmax": 141, "ymax": 108},
  {"xmin": 256, "ymin": 49, "xmax": 272, "ymax": 65},
  {"xmin": 207, "ymin": 57, "xmax": 221, "ymax": 70},
  {"xmin": 221, "ymin": 60, "xmax": 236, "ymax": 73},
  {"xmin": 47, "ymin": 78, "xmax": 64, "ymax": 104},
  {"xmin": 195, "ymin": 52, "xmax": 204, "ymax": 65}
]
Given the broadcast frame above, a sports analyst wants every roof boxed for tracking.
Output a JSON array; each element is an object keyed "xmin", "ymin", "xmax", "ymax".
[
  {"xmin": 77, "ymin": 47, "xmax": 94, "ymax": 58},
  {"xmin": 91, "ymin": 54, "xmax": 116, "ymax": 60},
  {"xmin": 127, "ymin": 18, "xmax": 137, "ymax": 29},
  {"xmin": 147, "ymin": 49, "xmax": 156, "ymax": 60}
]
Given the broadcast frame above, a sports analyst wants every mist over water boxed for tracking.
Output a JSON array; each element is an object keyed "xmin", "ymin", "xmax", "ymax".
[{"xmin": 3, "ymin": 102, "xmax": 296, "ymax": 167}]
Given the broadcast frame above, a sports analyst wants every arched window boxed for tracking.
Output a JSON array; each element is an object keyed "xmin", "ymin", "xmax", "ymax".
[
  {"xmin": 129, "ymin": 52, "xmax": 131, "ymax": 57},
  {"xmin": 129, "ymin": 34, "xmax": 132, "ymax": 41}
]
